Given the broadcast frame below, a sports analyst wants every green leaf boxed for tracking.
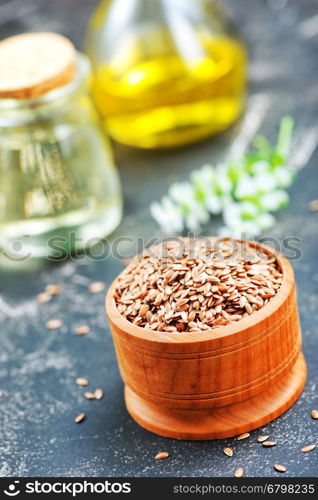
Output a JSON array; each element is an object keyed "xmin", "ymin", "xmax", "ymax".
[
  {"xmin": 276, "ymin": 116, "xmax": 294, "ymax": 158},
  {"xmin": 253, "ymin": 135, "xmax": 272, "ymax": 158}
]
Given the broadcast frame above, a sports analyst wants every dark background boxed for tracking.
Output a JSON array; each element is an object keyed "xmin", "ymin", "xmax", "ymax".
[{"xmin": 0, "ymin": 0, "xmax": 318, "ymax": 477}]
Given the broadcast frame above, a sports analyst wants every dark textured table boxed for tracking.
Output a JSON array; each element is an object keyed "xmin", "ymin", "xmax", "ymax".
[{"xmin": 1, "ymin": 0, "xmax": 318, "ymax": 478}]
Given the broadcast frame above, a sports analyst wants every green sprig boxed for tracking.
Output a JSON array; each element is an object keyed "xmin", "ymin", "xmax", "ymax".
[{"xmin": 150, "ymin": 117, "xmax": 295, "ymax": 236}]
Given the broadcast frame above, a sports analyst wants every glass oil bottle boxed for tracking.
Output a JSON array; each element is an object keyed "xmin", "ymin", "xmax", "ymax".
[{"xmin": 86, "ymin": 0, "xmax": 247, "ymax": 149}]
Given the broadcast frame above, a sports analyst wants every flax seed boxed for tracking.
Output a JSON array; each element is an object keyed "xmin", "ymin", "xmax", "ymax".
[
  {"xmin": 234, "ymin": 467, "xmax": 244, "ymax": 477},
  {"xmin": 245, "ymin": 303, "xmax": 253, "ymax": 314},
  {"xmin": 308, "ymin": 199, "xmax": 318, "ymax": 212},
  {"xmin": 75, "ymin": 325, "xmax": 90, "ymax": 335},
  {"xmin": 223, "ymin": 447, "xmax": 234, "ymax": 457},
  {"xmin": 95, "ymin": 389, "xmax": 104, "ymax": 400},
  {"xmin": 37, "ymin": 292, "xmax": 52, "ymax": 304},
  {"xmin": 76, "ymin": 377, "xmax": 88, "ymax": 386},
  {"xmin": 46, "ymin": 284, "xmax": 61, "ymax": 295},
  {"xmin": 139, "ymin": 304, "xmax": 149, "ymax": 317},
  {"xmin": 301, "ymin": 444, "xmax": 316, "ymax": 453},
  {"xmin": 164, "ymin": 326, "xmax": 177, "ymax": 332},
  {"xmin": 74, "ymin": 413, "xmax": 86, "ymax": 423},
  {"xmin": 274, "ymin": 464, "xmax": 286, "ymax": 473},
  {"xmin": 46, "ymin": 319, "xmax": 63, "ymax": 330},
  {"xmin": 263, "ymin": 441, "xmax": 277, "ymax": 447},
  {"xmin": 84, "ymin": 392, "xmax": 96, "ymax": 400},
  {"xmin": 155, "ymin": 452, "xmax": 169, "ymax": 460},
  {"xmin": 114, "ymin": 239, "xmax": 282, "ymax": 333},
  {"xmin": 89, "ymin": 281, "xmax": 105, "ymax": 294},
  {"xmin": 237, "ymin": 432, "xmax": 250, "ymax": 441},
  {"xmin": 257, "ymin": 435, "xmax": 269, "ymax": 443}
]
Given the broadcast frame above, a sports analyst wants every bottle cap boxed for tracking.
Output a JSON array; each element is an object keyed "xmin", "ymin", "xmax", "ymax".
[{"xmin": 0, "ymin": 32, "xmax": 76, "ymax": 99}]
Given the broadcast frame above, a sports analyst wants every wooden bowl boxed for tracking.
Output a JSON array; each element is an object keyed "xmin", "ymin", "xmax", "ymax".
[{"xmin": 106, "ymin": 241, "xmax": 306, "ymax": 440}]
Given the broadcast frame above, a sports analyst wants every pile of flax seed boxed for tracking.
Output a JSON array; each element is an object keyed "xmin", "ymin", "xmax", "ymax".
[{"xmin": 114, "ymin": 238, "xmax": 283, "ymax": 332}]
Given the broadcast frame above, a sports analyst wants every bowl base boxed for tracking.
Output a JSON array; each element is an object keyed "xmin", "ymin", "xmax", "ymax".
[{"xmin": 124, "ymin": 353, "xmax": 306, "ymax": 440}]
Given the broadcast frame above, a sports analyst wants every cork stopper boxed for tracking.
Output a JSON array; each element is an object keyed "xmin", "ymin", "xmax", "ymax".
[{"xmin": 0, "ymin": 32, "xmax": 76, "ymax": 99}]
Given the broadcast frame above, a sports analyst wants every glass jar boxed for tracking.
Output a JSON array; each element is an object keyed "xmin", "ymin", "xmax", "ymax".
[
  {"xmin": 85, "ymin": 0, "xmax": 247, "ymax": 149},
  {"xmin": 0, "ymin": 53, "xmax": 122, "ymax": 262}
]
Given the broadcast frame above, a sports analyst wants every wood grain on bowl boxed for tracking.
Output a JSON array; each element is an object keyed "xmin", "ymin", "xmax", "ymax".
[{"xmin": 106, "ymin": 240, "xmax": 306, "ymax": 440}]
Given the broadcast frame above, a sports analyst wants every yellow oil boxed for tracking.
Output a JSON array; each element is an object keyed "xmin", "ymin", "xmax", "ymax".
[{"xmin": 91, "ymin": 32, "xmax": 247, "ymax": 149}]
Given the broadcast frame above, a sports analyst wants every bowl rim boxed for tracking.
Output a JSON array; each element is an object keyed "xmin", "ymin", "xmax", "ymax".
[{"xmin": 105, "ymin": 239, "xmax": 294, "ymax": 345}]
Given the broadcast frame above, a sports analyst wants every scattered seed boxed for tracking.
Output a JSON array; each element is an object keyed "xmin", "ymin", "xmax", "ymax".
[
  {"xmin": 75, "ymin": 325, "xmax": 90, "ymax": 335},
  {"xmin": 95, "ymin": 388, "xmax": 104, "ymax": 400},
  {"xmin": 155, "ymin": 452, "xmax": 169, "ymax": 460},
  {"xmin": 237, "ymin": 432, "xmax": 250, "ymax": 441},
  {"xmin": 89, "ymin": 281, "xmax": 105, "ymax": 294},
  {"xmin": 311, "ymin": 410, "xmax": 318, "ymax": 420},
  {"xmin": 234, "ymin": 467, "xmax": 244, "ymax": 477},
  {"xmin": 46, "ymin": 319, "xmax": 63, "ymax": 330},
  {"xmin": 263, "ymin": 441, "xmax": 277, "ymax": 447},
  {"xmin": 76, "ymin": 377, "xmax": 88, "ymax": 386},
  {"xmin": 301, "ymin": 444, "xmax": 316, "ymax": 453},
  {"xmin": 223, "ymin": 447, "xmax": 234, "ymax": 457},
  {"xmin": 113, "ymin": 239, "xmax": 283, "ymax": 332},
  {"xmin": 257, "ymin": 435, "xmax": 269, "ymax": 443},
  {"xmin": 37, "ymin": 292, "xmax": 52, "ymax": 304},
  {"xmin": 84, "ymin": 392, "xmax": 96, "ymax": 400},
  {"xmin": 274, "ymin": 464, "xmax": 286, "ymax": 473},
  {"xmin": 74, "ymin": 413, "xmax": 86, "ymax": 423},
  {"xmin": 46, "ymin": 284, "xmax": 61, "ymax": 295},
  {"xmin": 308, "ymin": 199, "xmax": 318, "ymax": 212}
]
